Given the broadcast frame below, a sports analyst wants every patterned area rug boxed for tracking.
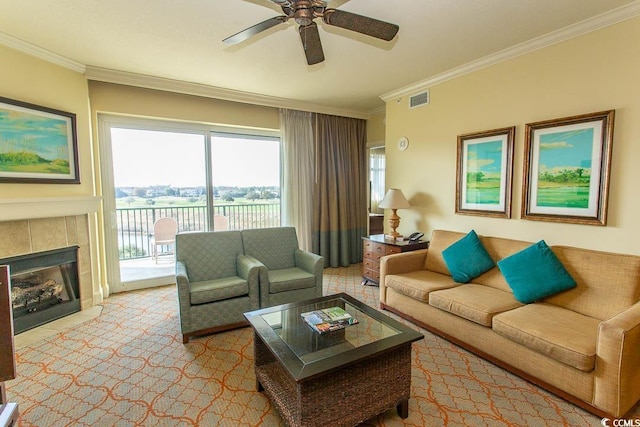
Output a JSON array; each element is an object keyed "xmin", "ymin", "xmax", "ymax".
[{"xmin": 6, "ymin": 264, "xmax": 639, "ymax": 426}]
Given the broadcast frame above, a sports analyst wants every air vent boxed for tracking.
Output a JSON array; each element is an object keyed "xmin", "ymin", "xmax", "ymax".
[{"xmin": 409, "ymin": 90, "xmax": 430, "ymax": 109}]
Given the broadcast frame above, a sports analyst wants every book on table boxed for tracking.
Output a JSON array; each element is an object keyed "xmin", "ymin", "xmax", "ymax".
[{"xmin": 300, "ymin": 306, "xmax": 358, "ymax": 334}]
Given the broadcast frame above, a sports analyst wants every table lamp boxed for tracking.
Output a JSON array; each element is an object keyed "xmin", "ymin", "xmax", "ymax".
[{"xmin": 378, "ymin": 188, "xmax": 411, "ymax": 240}]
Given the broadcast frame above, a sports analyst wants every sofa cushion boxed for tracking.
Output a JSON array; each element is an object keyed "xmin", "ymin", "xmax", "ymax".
[
  {"xmin": 386, "ymin": 270, "xmax": 460, "ymax": 302},
  {"xmin": 190, "ymin": 277, "xmax": 248, "ymax": 305},
  {"xmin": 471, "ymin": 236, "xmax": 533, "ymax": 293},
  {"xmin": 268, "ymin": 268, "xmax": 316, "ymax": 293},
  {"xmin": 424, "ymin": 230, "xmax": 467, "ymax": 275},
  {"xmin": 493, "ymin": 303, "xmax": 599, "ymax": 371},
  {"xmin": 442, "ymin": 230, "xmax": 495, "ymax": 283},
  {"xmin": 547, "ymin": 245, "xmax": 640, "ymax": 320},
  {"xmin": 429, "ymin": 285, "xmax": 523, "ymax": 327},
  {"xmin": 497, "ymin": 240, "xmax": 576, "ymax": 304}
]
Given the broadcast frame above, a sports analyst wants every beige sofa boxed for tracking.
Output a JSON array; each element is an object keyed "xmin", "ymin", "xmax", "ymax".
[{"xmin": 379, "ymin": 230, "xmax": 640, "ymax": 418}]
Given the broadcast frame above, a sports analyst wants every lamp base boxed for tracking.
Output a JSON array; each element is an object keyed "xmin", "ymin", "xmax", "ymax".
[
  {"xmin": 386, "ymin": 209, "xmax": 402, "ymax": 241},
  {"xmin": 384, "ymin": 233, "xmax": 403, "ymax": 241}
]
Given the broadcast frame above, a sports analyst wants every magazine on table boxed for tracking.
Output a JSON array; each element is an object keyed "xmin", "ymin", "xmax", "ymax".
[{"xmin": 300, "ymin": 306, "xmax": 358, "ymax": 334}]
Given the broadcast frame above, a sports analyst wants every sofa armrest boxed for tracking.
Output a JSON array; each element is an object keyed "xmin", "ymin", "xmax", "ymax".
[
  {"xmin": 295, "ymin": 249, "xmax": 324, "ymax": 297},
  {"xmin": 242, "ymin": 255, "xmax": 269, "ymax": 305},
  {"xmin": 379, "ymin": 249, "xmax": 428, "ymax": 304},
  {"xmin": 237, "ymin": 254, "xmax": 263, "ymax": 310},
  {"xmin": 175, "ymin": 261, "xmax": 192, "ymax": 330},
  {"xmin": 175, "ymin": 261, "xmax": 189, "ymax": 292},
  {"xmin": 594, "ymin": 301, "xmax": 640, "ymax": 417}
]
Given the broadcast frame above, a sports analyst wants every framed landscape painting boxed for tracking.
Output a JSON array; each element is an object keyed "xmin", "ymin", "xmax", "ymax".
[
  {"xmin": 0, "ymin": 96, "xmax": 79, "ymax": 184},
  {"xmin": 455, "ymin": 126, "xmax": 515, "ymax": 218},
  {"xmin": 522, "ymin": 110, "xmax": 614, "ymax": 225}
]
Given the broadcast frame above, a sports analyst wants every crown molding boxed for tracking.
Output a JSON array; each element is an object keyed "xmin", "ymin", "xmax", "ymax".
[
  {"xmin": 84, "ymin": 66, "xmax": 370, "ymax": 120},
  {"xmin": 381, "ymin": 1, "xmax": 640, "ymax": 102},
  {"xmin": 0, "ymin": 31, "xmax": 370, "ymax": 120},
  {"xmin": 368, "ymin": 105, "xmax": 386, "ymax": 116},
  {"xmin": 0, "ymin": 31, "xmax": 85, "ymax": 73}
]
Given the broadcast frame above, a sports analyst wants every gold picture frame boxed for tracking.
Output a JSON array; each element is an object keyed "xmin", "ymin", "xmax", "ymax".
[
  {"xmin": 521, "ymin": 110, "xmax": 615, "ymax": 225},
  {"xmin": 455, "ymin": 126, "xmax": 515, "ymax": 218}
]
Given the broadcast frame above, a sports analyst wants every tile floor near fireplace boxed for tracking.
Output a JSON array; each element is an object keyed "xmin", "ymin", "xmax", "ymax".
[{"xmin": 13, "ymin": 305, "xmax": 103, "ymax": 348}]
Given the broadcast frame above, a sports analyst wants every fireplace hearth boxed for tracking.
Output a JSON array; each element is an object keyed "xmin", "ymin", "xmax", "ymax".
[{"xmin": 2, "ymin": 246, "xmax": 80, "ymax": 334}]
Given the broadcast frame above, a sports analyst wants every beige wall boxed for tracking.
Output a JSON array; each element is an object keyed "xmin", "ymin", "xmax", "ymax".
[
  {"xmin": 0, "ymin": 45, "xmax": 94, "ymax": 197},
  {"xmin": 367, "ymin": 110, "xmax": 386, "ymax": 145},
  {"xmin": 88, "ymin": 81, "xmax": 279, "ymax": 130},
  {"xmin": 384, "ymin": 17, "xmax": 640, "ymax": 255}
]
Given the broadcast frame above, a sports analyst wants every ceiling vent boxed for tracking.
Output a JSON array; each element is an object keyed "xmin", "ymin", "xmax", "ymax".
[{"xmin": 409, "ymin": 90, "xmax": 430, "ymax": 109}]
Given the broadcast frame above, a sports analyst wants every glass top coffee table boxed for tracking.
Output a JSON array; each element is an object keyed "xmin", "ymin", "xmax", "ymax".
[{"xmin": 244, "ymin": 293, "xmax": 423, "ymax": 427}]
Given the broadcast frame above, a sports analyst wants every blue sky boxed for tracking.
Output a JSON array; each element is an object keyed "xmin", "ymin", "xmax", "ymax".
[
  {"xmin": 466, "ymin": 140, "xmax": 503, "ymax": 173},
  {"xmin": 0, "ymin": 108, "xmax": 70, "ymax": 161},
  {"xmin": 539, "ymin": 128, "xmax": 593, "ymax": 169}
]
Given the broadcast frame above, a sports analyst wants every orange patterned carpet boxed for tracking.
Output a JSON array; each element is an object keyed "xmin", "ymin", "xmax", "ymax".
[{"xmin": 6, "ymin": 264, "xmax": 639, "ymax": 426}]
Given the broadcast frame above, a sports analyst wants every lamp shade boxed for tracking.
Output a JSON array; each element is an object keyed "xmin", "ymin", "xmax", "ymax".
[{"xmin": 378, "ymin": 188, "xmax": 410, "ymax": 209}]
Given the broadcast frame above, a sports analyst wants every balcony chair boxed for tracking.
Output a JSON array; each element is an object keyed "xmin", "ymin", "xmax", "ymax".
[
  {"xmin": 213, "ymin": 214, "xmax": 229, "ymax": 231},
  {"xmin": 175, "ymin": 231, "xmax": 261, "ymax": 343},
  {"xmin": 151, "ymin": 217, "xmax": 178, "ymax": 264},
  {"xmin": 240, "ymin": 227, "xmax": 324, "ymax": 308}
]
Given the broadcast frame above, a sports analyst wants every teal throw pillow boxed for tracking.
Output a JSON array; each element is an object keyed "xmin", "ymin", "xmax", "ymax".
[
  {"xmin": 497, "ymin": 240, "xmax": 576, "ymax": 304},
  {"xmin": 442, "ymin": 230, "xmax": 495, "ymax": 283}
]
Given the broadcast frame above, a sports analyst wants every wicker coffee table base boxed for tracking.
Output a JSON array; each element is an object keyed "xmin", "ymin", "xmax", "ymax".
[{"xmin": 254, "ymin": 331, "xmax": 412, "ymax": 427}]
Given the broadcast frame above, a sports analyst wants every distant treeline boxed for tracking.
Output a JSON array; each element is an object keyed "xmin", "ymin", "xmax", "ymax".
[
  {"xmin": 0, "ymin": 151, "xmax": 68, "ymax": 167},
  {"xmin": 538, "ymin": 168, "xmax": 590, "ymax": 184}
]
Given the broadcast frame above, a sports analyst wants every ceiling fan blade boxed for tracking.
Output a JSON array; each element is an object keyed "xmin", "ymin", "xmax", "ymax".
[
  {"xmin": 323, "ymin": 9, "xmax": 399, "ymax": 41},
  {"xmin": 299, "ymin": 22, "xmax": 324, "ymax": 65},
  {"xmin": 223, "ymin": 16, "xmax": 289, "ymax": 46}
]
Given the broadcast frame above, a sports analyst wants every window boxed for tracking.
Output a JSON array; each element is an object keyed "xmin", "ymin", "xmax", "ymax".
[
  {"xmin": 210, "ymin": 133, "xmax": 281, "ymax": 230},
  {"xmin": 369, "ymin": 146, "xmax": 386, "ymax": 214}
]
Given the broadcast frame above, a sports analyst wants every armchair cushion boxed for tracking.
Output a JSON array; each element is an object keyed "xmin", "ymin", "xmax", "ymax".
[
  {"xmin": 190, "ymin": 277, "xmax": 248, "ymax": 305},
  {"xmin": 268, "ymin": 268, "xmax": 316, "ymax": 293}
]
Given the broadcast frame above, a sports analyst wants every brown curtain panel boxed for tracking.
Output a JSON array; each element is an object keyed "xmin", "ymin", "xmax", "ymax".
[{"xmin": 312, "ymin": 113, "xmax": 367, "ymax": 267}]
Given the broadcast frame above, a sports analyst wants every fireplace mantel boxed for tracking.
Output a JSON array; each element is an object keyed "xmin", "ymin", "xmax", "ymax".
[{"xmin": 0, "ymin": 196, "xmax": 101, "ymax": 222}]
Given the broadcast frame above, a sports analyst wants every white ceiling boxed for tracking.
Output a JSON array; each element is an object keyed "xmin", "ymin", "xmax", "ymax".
[{"xmin": 0, "ymin": 0, "xmax": 638, "ymax": 115}]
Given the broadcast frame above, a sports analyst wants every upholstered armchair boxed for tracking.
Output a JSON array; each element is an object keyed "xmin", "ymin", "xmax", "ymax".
[
  {"xmin": 240, "ymin": 227, "xmax": 324, "ymax": 308},
  {"xmin": 175, "ymin": 231, "xmax": 261, "ymax": 343}
]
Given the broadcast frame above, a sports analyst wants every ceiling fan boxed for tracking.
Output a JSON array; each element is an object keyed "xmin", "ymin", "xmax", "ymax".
[{"xmin": 223, "ymin": 0, "xmax": 399, "ymax": 65}]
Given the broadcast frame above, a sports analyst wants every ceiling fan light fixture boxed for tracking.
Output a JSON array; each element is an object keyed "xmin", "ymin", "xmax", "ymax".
[
  {"xmin": 294, "ymin": 0, "xmax": 314, "ymax": 26},
  {"xmin": 295, "ymin": 15, "xmax": 313, "ymax": 26}
]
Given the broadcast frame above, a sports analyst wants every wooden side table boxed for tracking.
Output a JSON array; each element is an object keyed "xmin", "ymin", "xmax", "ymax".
[{"xmin": 361, "ymin": 234, "xmax": 428, "ymax": 286}]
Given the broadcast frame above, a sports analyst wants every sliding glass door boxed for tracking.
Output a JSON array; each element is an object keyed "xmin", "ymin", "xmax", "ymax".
[{"xmin": 99, "ymin": 116, "xmax": 280, "ymax": 293}]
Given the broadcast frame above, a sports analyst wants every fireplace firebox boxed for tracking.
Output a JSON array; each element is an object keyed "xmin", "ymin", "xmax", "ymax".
[{"xmin": 2, "ymin": 246, "xmax": 80, "ymax": 334}]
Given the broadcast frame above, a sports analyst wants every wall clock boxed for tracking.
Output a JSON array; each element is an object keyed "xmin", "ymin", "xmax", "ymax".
[{"xmin": 397, "ymin": 136, "xmax": 409, "ymax": 151}]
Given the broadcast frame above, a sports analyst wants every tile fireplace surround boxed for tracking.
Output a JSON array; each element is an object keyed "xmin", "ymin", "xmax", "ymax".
[{"xmin": 0, "ymin": 197, "xmax": 101, "ymax": 323}]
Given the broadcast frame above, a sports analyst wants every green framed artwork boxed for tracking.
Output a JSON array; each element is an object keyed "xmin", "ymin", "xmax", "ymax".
[
  {"xmin": 0, "ymin": 96, "xmax": 79, "ymax": 184},
  {"xmin": 522, "ymin": 110, "xmax": 614, "ymax": 225},
  {"xmin": 455, "ymin": 126, "xmax": 515, "ymax": 218}
]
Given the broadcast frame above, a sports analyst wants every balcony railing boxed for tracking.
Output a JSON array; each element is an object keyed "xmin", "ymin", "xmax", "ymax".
[{"xmin": 116, "ymin": 203, "xmax": 280, "ymax": 260}]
